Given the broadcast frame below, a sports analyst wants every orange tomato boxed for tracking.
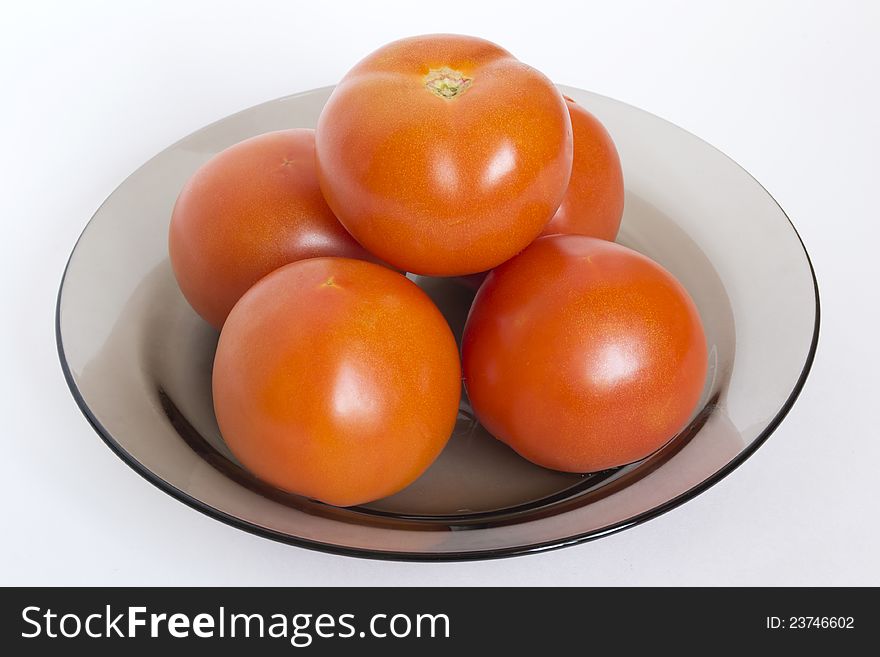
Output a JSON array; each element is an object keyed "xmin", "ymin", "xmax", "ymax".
[
  {"xmin": 542, "ymin": 96, "xmax": 624, "ymax": 240},
  {"xmin": 462, "ymin": 235, "xmax": 708, "ymax": 472},
  {"xmin": 212, "ymin": 257, "xmax": 462, "ymax": 507},
  {"xmin": 169, "ymin": 128, "xmax": 375, "ymax": 329},
  {"xmin": 315, "ymin": 34, "xmax": 573, "ymax": 276}
]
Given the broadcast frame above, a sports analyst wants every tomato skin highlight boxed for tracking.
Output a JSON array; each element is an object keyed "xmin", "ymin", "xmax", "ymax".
[
  {"xmin": 542, "ymin": 97, "xmax": 624, "ymax": 241},
  {"xmin": 462, "ymin": 235, "xmax": 708, "ymax": 473},
  {"xmin": 315, "ymin": 34, "xmax": 573, "ymax": 277},
  {"xmin": 169, "ymin": 129, "xmax": 376, "ymax": 330},
  {"xmin": 212, "ymin": 257, "xmax": 462, "ymax": 507}
]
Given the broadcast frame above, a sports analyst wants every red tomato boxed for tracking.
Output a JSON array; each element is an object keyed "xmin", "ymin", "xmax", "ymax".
[
  {"xmin": 169, "ymin": 128, "xmax": 376, "ymax": 329},
  {"xmin": 542, "ymin": 96, "xmax": 624, "ymax": 240},
  {"xmin": 315, "ymin": 34, "xmax": 573, "ymax": 276},
  {"xmin": 462, "ymin": 235, "xmax": 708, "ymax": 472},
  {"xmin": 212, "ymin": 257, "xmax": 461, "ymax": 507}
]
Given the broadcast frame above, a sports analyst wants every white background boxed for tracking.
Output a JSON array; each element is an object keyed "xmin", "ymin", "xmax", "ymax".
[{"xmin": 2, "ymin": 0, "xmax": 878, "ymax": 586}]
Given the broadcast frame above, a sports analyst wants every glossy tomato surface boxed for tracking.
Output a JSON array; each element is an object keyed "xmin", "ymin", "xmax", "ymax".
[
  {"xmin": 169, "ymin": 129, "xmax": 375, "ymax": 329},
  {"xmin": 212, "ymin": 257, "xmax": 461, "ymax": 507},
  {"xmin": 315, "ymin": 34, "xmax": 573, "ymax": 277},
  {"xmin": 542, "ymin": 96, "xmax": 624, "ymax": 241},
  {"xmin": 462, "ymin": 235, "xmax": 708, "ymax": 473}
]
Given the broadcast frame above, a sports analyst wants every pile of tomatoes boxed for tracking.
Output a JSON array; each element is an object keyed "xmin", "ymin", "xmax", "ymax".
[{"xmin": 169, "ymin": 35, "xmax": 708, "ymax": 507}]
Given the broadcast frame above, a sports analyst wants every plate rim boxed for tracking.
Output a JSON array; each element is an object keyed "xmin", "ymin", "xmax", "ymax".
[{"xmin": 55, "ymin": 86, "xmax": 821, "ymax": 562}]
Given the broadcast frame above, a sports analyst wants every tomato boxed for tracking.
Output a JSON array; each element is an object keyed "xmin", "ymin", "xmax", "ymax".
[
  {"xmin": 169, "ymin": 128, "xmax": 376, "ymax": 329},
  {"xmin": 315, "ymin": 34, "xmax": 573, "ymax": 276},
  {"xmin": 212, "ymin": 257, "xmax": 461, "ymax": 507},
  {"xmin": 462, "ymin": 235, "xmax": 708, "ymax": 472},
  {"xmin": 542, "ymin": 96, "xmax": 624, "ymax": 241}
]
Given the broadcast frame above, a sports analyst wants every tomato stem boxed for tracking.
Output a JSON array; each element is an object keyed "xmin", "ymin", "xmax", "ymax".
[{"xmin": 425, "ymin": 67, "xmax": 473, "ymax": 99}]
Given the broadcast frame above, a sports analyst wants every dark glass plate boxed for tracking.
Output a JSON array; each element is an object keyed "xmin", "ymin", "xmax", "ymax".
[{"xmin": 56, "ymin": 86, "xmax": 819, "ymax": 560}]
